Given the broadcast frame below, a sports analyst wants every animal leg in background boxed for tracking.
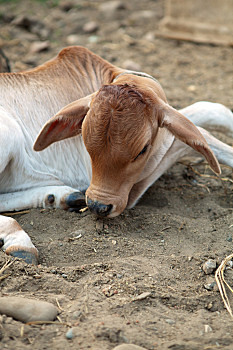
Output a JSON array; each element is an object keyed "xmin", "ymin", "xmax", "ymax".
[{"xmin": 180, "ymin": 101, "xmax": 233, "ymax": 137}]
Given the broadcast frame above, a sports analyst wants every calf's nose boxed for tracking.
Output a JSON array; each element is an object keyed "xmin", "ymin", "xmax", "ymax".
[{"xmin": 86, "ymin": 197, "xmax": 113, "ymax": 217}]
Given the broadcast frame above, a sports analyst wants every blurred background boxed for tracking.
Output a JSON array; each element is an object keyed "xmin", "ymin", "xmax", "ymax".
[{"xmin": 0, "ymin": 0, "xmax": 232, "ymax": 109}]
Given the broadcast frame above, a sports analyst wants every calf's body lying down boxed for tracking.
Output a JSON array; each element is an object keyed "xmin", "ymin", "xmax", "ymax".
[{"xmin": 0, "ymin": 46, "xmax": 232, "ymax": 263}]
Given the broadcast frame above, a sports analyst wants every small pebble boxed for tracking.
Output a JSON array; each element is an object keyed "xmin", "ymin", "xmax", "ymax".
[
  {"xmin": 204, "ymin": 324, "xmax": 213, "ymax": 333},
  {"xmin": 61, "ymin": 274, "xmax": 68, "ymax": 278},
  {"xmin": 227, "ymin": 260, "xmax": 233, "ymax": 268},
  {"xmin": 66, "ymin": 34, "xmax": 81, "ymax": 45},
  {"xmin": 143, "ymin": 31, "xmax": 155, "ymax": 41},
  {"xmin": 30, "ymin": 41, "xmax": 50, "ymax": 54},
  {"xmin": 204, "ymin": 282, "xmax": 217, "ymax": 291},
  {"xmin": 83, "ymin": 21, "xmax": 99, "ymax": 34},
  {"xmin": 133, "ymin": 292, "xmax": 151, "ymax": 301},
  {"xmin": 206, "ymin": 302, "xmax": 213, "ymax": 310},
  {"xmin": 66, "ymin": 328, "xmax": 73, "ymax": 339},
  {"xmin": 203, "ymin": 259, "xmax": 217, "ymax": 274},
  {"xmin": 187, "ymin": 85, "xmax": 196, "ymax": 92},
  {"xmin": 165, "ymin": 318, "xmax": 175, "ymax": 325},
  {"xmin": 0, "ymin": 297, "xmax": 58, "ymax": 323},
  {"xmin": 88, "ymin": 35, "xmax": 99, "ymax": 44},
  {"xmin": 112, "ymin": 345, "xmax": 147, "ymax": 350}
]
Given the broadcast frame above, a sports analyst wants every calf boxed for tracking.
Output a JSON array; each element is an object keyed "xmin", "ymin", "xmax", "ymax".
[{"xmin": 0, "ymin": 46, "xmax": 232, "ymax": 263}]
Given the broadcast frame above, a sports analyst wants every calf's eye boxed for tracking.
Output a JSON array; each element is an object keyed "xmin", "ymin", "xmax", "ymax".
[{"xmin": 134, "ymin": 144, "xmax": 148, "ymax": 161}]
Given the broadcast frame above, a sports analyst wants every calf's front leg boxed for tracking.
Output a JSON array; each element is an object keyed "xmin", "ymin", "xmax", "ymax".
[
  {"xmin": 0, "ymin": 185, "xmax": 86, "ymax": 212},
  {"xmin": 0, "ymin": 186, "xmax": 86, "ymax": 264},
  {"xmin": 0, "ymin": 215, "xmax": 38, "ymax": 264}
]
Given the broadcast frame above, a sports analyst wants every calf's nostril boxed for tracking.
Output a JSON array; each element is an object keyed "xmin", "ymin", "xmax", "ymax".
[
  {"xmin": 98, "ymin": 203, "xmax": 113, "ymax": 215},
  {"xmin": 86, "ymin": 197, "xmax": 113, "ymax": 217}
]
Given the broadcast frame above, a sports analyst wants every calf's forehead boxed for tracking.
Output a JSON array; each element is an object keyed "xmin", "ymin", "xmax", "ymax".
[{"xmin": 83, "ymin": 84, "xmax": 154, "ymax": 152}]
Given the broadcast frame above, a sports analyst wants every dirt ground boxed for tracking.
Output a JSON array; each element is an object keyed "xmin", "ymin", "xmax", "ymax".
[{"xmin": 0, "ymin": 1, "xmax": 233, "ymax": 349}]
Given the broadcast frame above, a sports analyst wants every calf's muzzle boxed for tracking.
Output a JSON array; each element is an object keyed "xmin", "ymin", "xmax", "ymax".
[{"xmin": 86, "ymin": 196, "xmax": 113, "ymax": 217}]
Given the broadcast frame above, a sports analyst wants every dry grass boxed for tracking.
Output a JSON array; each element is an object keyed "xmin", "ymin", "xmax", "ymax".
[
  {"xmin": 215, "ymin": 253, "xmax": 233, "ymax": 318},
  {"xmin": 0, "ymin": 257, "xmax": 18, "ymax": 283}
]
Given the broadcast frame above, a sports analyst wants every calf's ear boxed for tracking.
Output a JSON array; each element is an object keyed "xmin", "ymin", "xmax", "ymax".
[
  {"xmin": 34, "ymin": 93, "xmax": 95, "ymax": 151},
  {"xmin": 158, "ymin": 100, "xmax": 221, "ymax": 174}
]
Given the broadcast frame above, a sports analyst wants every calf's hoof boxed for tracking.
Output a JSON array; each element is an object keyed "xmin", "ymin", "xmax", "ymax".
[
  {"xmin": 65, "ymin": 191, "xmax": 86, "ymax": 210},
  {"xmin": 9, "ymin": 250, "xmax": 38, "ymax": 265}
]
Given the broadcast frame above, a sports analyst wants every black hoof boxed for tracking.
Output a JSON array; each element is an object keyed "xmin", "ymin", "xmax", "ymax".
[
  {"xmin": 65, "ymin": 191, "xmax": 86, "ymax": 209},
  {"xmin": 10, "ymin": 251, "xmax": 38, "ymax": 265},
  {"xmin": 0, "ymin": 239, "xmax": 4, "ymax": 248}
]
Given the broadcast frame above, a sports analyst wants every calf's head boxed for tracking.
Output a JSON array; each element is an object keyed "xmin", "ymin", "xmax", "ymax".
[{"xmin": 34, "ymin": 83, "xmax": 220, "ymax": 217}]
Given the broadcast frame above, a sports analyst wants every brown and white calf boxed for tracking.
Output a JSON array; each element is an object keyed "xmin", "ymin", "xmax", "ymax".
[{"xmin": 0, "ymin": 46, "xmax": 232, "ymax": 263}]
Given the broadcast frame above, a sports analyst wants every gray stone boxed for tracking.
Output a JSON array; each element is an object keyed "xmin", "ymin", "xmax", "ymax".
[
  {"xmin": 66, "ymin": 328, "xmax": 73, "ymax": 339},
  {"xmin": 203, "ymin": 259, "xmax": 217, "ymax": 274},
  {"xmin": 165, "ymin": 318, "xmax": 176, "ymax": 325},
  {"xmin": 204, "ymin": 282, "xmax": 213, "ymax": 290},
  {"xmin": 204, "ymin": 276, "xmax": 218, "ymax": 291},
  {"xmin": 65, "ymin": 326, "xmax": 79, "ymax": 339},
  {"xmin": 0, "ymin": 297, "xmax": 58, "ymax": 323}
]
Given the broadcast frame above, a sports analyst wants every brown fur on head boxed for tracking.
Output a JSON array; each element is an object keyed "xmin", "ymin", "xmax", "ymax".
[
  {"xmin": 82, "ymin": 84, "xmax": 159, "ymax": 216},
  {"xmin": 83, "ymin": 84, "xmax": 158, "ymax": 161}
]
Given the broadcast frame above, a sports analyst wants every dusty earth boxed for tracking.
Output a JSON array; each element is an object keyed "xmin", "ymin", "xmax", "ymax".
[{"xmin": 0, "ymin": 0, "xmax": 233, "ymax": 349}]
